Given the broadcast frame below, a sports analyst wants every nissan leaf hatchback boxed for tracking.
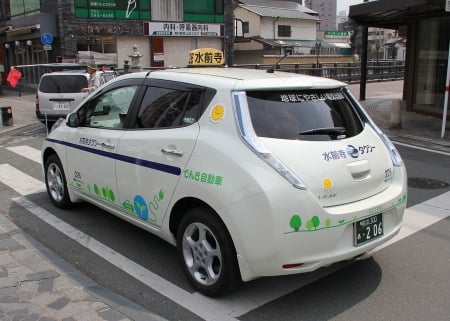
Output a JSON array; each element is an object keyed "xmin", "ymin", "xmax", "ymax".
[{"xmin": 42, "ymin": 64, "xmax": 407, "ymax": 297}]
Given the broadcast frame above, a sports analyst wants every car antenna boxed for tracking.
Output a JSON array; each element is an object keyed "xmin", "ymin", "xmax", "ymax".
[{"xmin": 267, "ymin": 52, "xmax": 289, "ymax": 73}]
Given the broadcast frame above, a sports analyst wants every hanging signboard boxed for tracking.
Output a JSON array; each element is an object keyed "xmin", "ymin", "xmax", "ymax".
[{"xmin": 144, "ymin": 22, "xmax": 223, "ymax": 37}]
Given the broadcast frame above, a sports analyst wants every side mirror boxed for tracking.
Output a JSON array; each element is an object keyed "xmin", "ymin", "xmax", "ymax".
[{"xmin": 67, "ymin": 113, "xmax": 80, "ymax": 128}]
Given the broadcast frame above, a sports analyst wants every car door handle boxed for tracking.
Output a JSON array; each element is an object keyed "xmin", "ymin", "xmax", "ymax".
[
  {"xmin": 101, "ymin": 142, "xmax": 115, "ymax": 149},
  {"xmin": 161, "ymin": 148, "xmax": 184, "ymax": 156}
]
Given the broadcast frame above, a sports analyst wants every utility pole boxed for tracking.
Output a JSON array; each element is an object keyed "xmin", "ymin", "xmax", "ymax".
[{"xmin": 223, "ymin": 0, "xmax": 234, "ymax": 66}]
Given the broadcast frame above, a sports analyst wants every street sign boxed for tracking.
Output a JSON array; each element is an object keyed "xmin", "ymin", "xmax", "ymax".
[
  {"xmin": 41, "ymin": 33, "xmax": 53, "ymax": 45},
  {"xmin": 43, "ymin": 45, "xmax": 52, "ymax": 51},
  {"xmin": 446, "ymin": 0, "xmax": 450, "ymax": 12}
]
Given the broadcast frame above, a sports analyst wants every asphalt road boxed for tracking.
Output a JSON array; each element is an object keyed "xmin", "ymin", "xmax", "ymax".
[{"xmin": 0, "ymin": 122, "xmax": 449, "ymax": 321}]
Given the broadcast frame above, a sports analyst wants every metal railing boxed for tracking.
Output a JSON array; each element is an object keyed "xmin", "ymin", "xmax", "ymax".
[
  {"xmin": 233, "ymin": 60, "xmax": 405, "ymax": 83},
  {"xmin": 7, "ymin": 60, "xmax": 404, "ymax": 95}
]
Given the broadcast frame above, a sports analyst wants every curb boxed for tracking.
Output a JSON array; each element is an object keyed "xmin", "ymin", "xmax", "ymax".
[{"xmin": 0, "ymin": 122, "xmax": 45, "ymax": 137}]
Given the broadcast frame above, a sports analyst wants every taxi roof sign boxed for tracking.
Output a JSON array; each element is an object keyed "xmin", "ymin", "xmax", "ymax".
[{"xmin": 188, "ymin": 48, "xmax": 224, "ymax": 67}]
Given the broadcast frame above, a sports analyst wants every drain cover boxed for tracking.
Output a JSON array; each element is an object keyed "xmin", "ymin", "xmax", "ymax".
[{"xmin": 408, "ymin": 177, "xmax": 450, "ymax": 189}]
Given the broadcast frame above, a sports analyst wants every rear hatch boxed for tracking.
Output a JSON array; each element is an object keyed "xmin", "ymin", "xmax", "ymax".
[
  {"xmin": 245, "ymin": 88, "xmax": 393, "ymax": 207},
  {"xmin": 38, "ymin": 73, "xmax": 89, "ymax": 116}
]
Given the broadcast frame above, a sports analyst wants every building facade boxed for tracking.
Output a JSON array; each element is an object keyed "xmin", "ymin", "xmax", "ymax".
[
  {"xmin": 0, "ymin": 0, "xmax": 226, "ymax": 86},
  {"xmin": 350, "ymin": 0, "xmax": 450, "ymax": 118},
  {"xmin": 303, "ymin": 0, "xmax": 337, "ymax": 31}
]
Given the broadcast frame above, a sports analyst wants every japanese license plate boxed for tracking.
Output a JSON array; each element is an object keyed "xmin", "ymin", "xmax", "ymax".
[
  {"xmin": 354, "ymin": 213, "xmax": 383, "ymax": 246},
  {"xmin": 54, "ymin": 102, "xmax": 70, "ymax": 110}
]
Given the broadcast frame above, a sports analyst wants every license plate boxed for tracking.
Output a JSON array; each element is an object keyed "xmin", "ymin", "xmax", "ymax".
[
  {"xmin": 54, "ymin": 102, "xmax": 70, "ymax": 110},
  {"xmin": 354, "ymin": 213, "xmax": 383, "ymax": 246}
]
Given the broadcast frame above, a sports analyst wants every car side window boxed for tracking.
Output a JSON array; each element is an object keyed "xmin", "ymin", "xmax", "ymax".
[
  {"xmin": 136, "ymin": 86, "xmax": 202, "ymax": 129},
  {"xmin": 81, "ymin": 86, "xmax": 138, "ymax": 129}
]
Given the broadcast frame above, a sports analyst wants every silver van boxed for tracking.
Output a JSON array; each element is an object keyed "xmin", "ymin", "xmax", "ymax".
[{"xmin": 36, "ymin": 71, "xmax": 90, "ymax": 125}]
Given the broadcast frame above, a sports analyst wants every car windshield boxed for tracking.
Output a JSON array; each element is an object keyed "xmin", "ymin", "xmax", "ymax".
[
  {"xmin": 246, "ymin": 89, "xmax": 364, "ymax": 141},
  {"xmin": 39, "ymin": 75, "xmax": 88, "ymax": 93}
]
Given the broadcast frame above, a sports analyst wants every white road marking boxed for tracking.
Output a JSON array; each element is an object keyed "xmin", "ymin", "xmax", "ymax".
[
  {"xmin": 368, "ymin": 191, "xmax": 450, "ymax": 254},
  {"xmin": 6, "ymin": 146, "xmax": 42, "ymax": 164},
  {"xmin": 0, "ymin": 164, "xmax": 45, "ymax": 195},
  {"xmin": 393, "ymin": 141, "xmax": 450, "ymax": 156}
]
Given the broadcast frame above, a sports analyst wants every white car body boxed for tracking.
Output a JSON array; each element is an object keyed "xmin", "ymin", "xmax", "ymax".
[{"xmin": 42, "ymin": 67, "xmax": 407, "ymax": 296}]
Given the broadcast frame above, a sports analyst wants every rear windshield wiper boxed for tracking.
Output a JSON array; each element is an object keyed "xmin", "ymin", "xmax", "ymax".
[{"xmin": 299, "ymin": 127, "xmax": 346, "ymax": 138}]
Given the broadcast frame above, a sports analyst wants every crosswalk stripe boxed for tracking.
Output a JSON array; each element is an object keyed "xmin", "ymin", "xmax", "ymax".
[
  {"xmin": 0, "ymin": 164, "xmax": 46, "ymax": 195},
  {"xmin": 6, "ymin": 146, "xmax": 42, "ymax": 164}
]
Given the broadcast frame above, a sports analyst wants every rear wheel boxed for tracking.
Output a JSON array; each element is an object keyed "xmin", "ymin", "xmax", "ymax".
[
  {"xmin": 176, "ymin": 207, "xmax": 241, "ymax": 297},
  {"xmin": 44, "ymin": 154, "xmax": 73, "ymax": 209}
]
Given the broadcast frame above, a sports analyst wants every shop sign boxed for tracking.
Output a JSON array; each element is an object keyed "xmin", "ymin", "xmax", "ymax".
[
  {"xmin": 75, "ymin": 0, "xmax": 150, "ymax": 20},
  {"xmin": 325, "ymin": 31, "xmax": 350, "ymax": 39},
  {"xmin": 144, "ymin": 22, "xmax": 223, "ymax": 37}
]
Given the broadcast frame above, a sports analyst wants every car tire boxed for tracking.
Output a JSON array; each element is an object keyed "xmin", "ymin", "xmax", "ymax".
[
  {"xmin": 176, "ymin": 206, "xmax": 241, "ymax": 297},
  {"xmin": 44, "ymin": 154, "xmax": 73, "ymax": 209}
]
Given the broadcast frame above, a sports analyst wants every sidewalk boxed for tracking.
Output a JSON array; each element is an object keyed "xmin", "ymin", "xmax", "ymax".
[{"xmin": 0, "ymin": 82, "xmax": 449, "ymax": 321}]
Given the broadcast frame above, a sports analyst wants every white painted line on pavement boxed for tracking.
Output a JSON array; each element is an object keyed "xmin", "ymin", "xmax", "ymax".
[
  {"xmin": 6, "ymin": 146, "xmax": 42, "ymax": 164},
  {"xmin": 367, "ymin": 191, "xmax": 450, "ymax": 255},
  {"xmin": 0, "ymin": 164, "xmax": 45, "ymax": 195},
  {"xmin": 12, "ymin": 196, "xmax": 239, "ymax": 321},
  {"xmin": 393, "ymin": 141, "xmax": 450, "ymax": 157}
]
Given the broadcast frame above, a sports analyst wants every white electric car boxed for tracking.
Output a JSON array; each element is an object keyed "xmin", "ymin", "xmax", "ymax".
[{"xmin": 42, "ymin": 63, "xmax": 407, "ymax": 297}]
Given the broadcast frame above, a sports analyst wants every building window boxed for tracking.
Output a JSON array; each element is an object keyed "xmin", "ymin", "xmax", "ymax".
[
  {"xmin": 184, "ymin": 0, "xmax": 224, "ymax": 22},
  {"xmin": 9, "ymin": 0, "xmax": 40, "ymax": 17},
  {"xmin": 242, "ymin": 21, "xmax": 249, "ymax": 33},
  {"xmin": 278, "ymin": 25, "xmax": 291, "ymax": 37}
]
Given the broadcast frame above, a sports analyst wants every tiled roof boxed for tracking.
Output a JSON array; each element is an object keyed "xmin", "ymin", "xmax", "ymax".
[
  {"xmin": 237, "ymin": 0, "xmax": 317, "ymax": 14},
  {"xmin": 239, "ymin": 4, "xmax": 320, "ymax": 21}
]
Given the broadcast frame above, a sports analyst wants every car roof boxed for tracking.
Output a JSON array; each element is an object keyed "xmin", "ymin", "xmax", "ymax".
[
  {"xmin": 112, "ymin": 67, "xmax": 347, "ymax": 91},
  {"xmin": 41, "ymin": 70, "xmax": 88, "ymax": 76}
]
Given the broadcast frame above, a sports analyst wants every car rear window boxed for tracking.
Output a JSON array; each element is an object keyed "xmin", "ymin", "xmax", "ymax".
[
  {"xmin": 246, "ymin": 89, "xmax": 364, "ymax": 141},
  {"xmin": 39, "ymin": 75, "xmax": 88, "ymax": 93}
]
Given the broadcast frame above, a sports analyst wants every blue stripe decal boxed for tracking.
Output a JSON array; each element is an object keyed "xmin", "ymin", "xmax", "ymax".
[{"xmin": 46, "ymin": 138, "xmax": 181, "ymax": 176}]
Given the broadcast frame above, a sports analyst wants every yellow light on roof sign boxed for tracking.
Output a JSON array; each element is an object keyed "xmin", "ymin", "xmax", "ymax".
[{"xmin": 188, "ymin": 48, "xmax": 224, "ymax": 67}]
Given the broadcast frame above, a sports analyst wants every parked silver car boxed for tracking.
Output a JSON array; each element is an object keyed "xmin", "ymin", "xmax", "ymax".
[
  {"xmin": 36, "ymin": 69, "xmax": 119, "ymax": 126},
  {"xmin": 36, "ymin": 71, "xmax": 90, "ymax": 125}
]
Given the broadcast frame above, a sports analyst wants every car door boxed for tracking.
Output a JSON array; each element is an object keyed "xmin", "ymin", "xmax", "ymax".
[
  {"xmin": 65, "ymin": 82, "xmax": 139, "ymax": 209},
  {"xmin": 115, "ymin": 81, "xmax": 206, "ymax": 227}
]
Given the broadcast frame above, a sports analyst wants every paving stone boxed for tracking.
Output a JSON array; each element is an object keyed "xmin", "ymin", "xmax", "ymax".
[
  {"xmin": 38, "ymin": 278, "xmax": 54, "ymax": 293},
  {"xmin": 0, "ymin": 295, "xmax": 19, "ymax": 303},
  {"xmin": 0, "ymin": 253, "xmax": 15, "ymax": 266},
  {"xmin": 47, "ymin": 296, "xmax": 70, "ymax": 310},
  {"xmin": 0, "ymin": 238, "xmax": 26, "ymax": 252},
  {"xmin": 22, "ymin": 314, "xmax": 40, "ymax": 321},
  {"xmin": 0, "ymin": 287, "xmax": 17, "ymax": 295},
  {"xmin": 10, "ymin": 249, "xmax": 44, "ymax": 265},
  {"xmin": 0, "ymin": 233, "xmax": 12, "ymax": 240},
  {"xmin": 26, "ymin": 270, "xmax": 60, "ymax": 282}
]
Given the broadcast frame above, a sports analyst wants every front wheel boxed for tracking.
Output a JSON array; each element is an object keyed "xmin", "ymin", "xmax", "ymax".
[
  {"xmin": 176, "ymin": 207, "xmax": 241, "ymax": 297},
  {"xmin": 44, "ymin": 154, "xmax": 73, "ymax": 209}
]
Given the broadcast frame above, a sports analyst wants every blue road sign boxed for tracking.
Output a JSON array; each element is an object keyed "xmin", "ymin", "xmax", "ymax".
[{"xmin": 41, "ymin": 33, "xmax": 53, "ymax": 45}]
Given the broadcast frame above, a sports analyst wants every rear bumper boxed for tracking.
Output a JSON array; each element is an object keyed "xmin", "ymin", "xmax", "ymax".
[{"xmin": 36, "ymin": 110, "xmax": 66, "ymax": 123}]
